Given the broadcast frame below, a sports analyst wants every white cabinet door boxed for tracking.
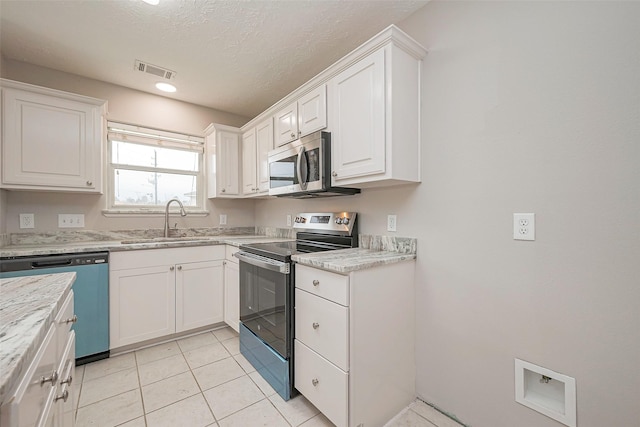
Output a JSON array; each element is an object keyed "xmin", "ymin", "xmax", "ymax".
[
  {"xmin": 206, "ymin": 124, "xmax": 241, "ymax": 198},
  {"xmin": 1, "ymin": 83, "xmax": 104, "ymax": 193},
  {"xmin": 109, "ymin": 265, "xmax": 176, "ymax": 348},
  {"xmin": 175, "ymin": 260, "xmax": 224, "ymax": 332},
  {"xmin": 298, "ymin": 85, "xmax": 327, "ymax": 137},
  {"xmin": 223, "ymin": 259, "xmax": 240, "ymax": 333},
  {"xmin": 274, "ymin": 101, "xmax": 298, "ymax": 147},
  {"xmin": 329, "ymin": 49, "xmax": 386, "ymax": 182},
  {"xmin": 241, "ymin": 128, "xmax": 257, "ymax": 195},
  {"xmin": 255, "ymin": 119, "xmax": 273, "ymax": 194}
]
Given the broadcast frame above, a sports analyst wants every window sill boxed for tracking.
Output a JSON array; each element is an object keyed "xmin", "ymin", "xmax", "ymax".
[{"xmin": 102, "ymin": 209, "xmax": 209, "ymax": 217}]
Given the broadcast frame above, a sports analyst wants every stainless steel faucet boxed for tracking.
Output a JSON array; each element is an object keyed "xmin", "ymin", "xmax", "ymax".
[{"xmin": 164, "ymin": 198, "xmax": 187, "ymax": 237}]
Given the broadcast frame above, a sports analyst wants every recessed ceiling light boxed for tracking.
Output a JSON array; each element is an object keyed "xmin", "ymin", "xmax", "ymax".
[
  {"xmin": 142, "ymin": 0, "xmax": 160, "ymax": 5},
  {"xmin": 155, "ymin": 82, "xmax": 176, "ymax": 93}
]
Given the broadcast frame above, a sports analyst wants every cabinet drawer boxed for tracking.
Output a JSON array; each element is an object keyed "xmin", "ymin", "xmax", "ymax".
[
  {"xmin": 225, "ymin": 245, "xmax": 240, "ymax": 262},
  {"xmin": 296, "ymin": 264, "xmax": 349, "ymax": 306},
  {"xmin": 295, "ymin": 289, "xmax": 348, "ymax": 371},
  {"xmin": 54, "ymin": 291, "xmax": 74, "ymax": 353},
  {"xmin": 1, "ymin": 324, "xmax": 58, "ymax": 427},
  {"xmin": 295, "ymin": 340, "xmax": 348, "ymax": 427}
]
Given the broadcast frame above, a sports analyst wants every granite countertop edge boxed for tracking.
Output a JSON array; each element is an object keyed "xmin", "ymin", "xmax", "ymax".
[
  {"xmin": 0, "ymin": 272, "xmax": 76, "ymax": 405},
  {"xmin": 0, "ymin": 236, "xmax": 295, "ymax": 258},
  {"xmin": 292, "ymin": 248, "xmax": 417, "ymax": 274}
]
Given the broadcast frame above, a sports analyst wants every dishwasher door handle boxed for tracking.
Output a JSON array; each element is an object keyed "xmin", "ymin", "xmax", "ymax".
[{"xmin": 31, "ymin": 259, "xmax": 73, "ymax": 268}]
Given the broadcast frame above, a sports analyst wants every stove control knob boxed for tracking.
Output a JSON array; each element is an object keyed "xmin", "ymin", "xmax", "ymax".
[
  {"xmin": 295, "ymin": 216, "xmax": 301, "ymax": 223},
  {"xmin": 343, "ymin": 217, "xmax": 350, "ymax": 225},
  {"xmin": 335, "ymin": 217, "xmax": 343, "ymax": 224}
]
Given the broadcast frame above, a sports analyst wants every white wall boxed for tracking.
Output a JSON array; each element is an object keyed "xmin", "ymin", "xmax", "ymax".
[
  {"xmin": 256, "ymin": 2, "xmax": 640, "ymax": 426},
  {"xmin": 1, "ymin": 59, "xmax": 255, "ymax": 232}
]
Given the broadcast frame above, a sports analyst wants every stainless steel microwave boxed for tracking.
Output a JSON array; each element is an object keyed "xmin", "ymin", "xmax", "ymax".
[{"xmin": 267, "ymin": 131, "xmax": 360, "ymax": 198}]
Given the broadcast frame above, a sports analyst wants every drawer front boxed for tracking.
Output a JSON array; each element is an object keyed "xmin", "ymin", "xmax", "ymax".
[
  {"xmin": 225, "ymin": 245, "xmax": 240, "ymax": 262},
  {"xmin": 295, "ymin": 289, "xmax": 348, "ymax": 371},
  {"xmin": 294, "ymin": 340, "xmax": 348, "ymax": 427},
  {"xmin": 58, "ymin": 332, "xmax": 76, "ymax": 427},
  {"xmin": 54, "ymin": 291, "xmax": 74, "ymax": 354},
  {"xmin": 295, "ymin": 264, "xmax": 349, "ymax": 306},
  {"xmin": 2, "ymin": 324, "xmax": 58, "ymax": 427}
]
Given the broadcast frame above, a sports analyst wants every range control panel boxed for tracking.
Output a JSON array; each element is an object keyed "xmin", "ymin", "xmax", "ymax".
[{"xmin": 293, "ymin": 212, "xmax": 357, "ymax": 235}]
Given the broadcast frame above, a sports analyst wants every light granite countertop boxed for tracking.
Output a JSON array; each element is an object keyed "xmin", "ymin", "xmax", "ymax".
[
  {"xmin": 0, "ymin": 272, "xmax": 76, "ymax": 405},
  {"xmin": 0, "ymin": 235, "xmax": 294, "ymax": 258},
  {"xmin": 292, "ymin": 247, "xmax": 416, "ymax": 274}
]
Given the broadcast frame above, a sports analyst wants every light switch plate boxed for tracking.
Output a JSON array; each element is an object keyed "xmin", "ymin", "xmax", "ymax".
[
  {"xmin": 58, "ymin": 214, "xmax": 85, "ymax": 228},
  {"xmin": 219, "ymin": 214, "xmax": 227, "ymax": 225},
  {"xmin": 387, "ymin": 215, "xmax": 397, "ymax": 232}
]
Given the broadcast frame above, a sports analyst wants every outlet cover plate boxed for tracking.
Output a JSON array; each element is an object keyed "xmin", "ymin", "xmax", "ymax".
[
  {"xmin": 219, "ymin": 214, "xmax": 227, "ymax": 225},
  {"xmin": 513, "ymin": 213, "xmax": 535, "ymax": 241},
  {"xmin": 19, "ymin": 213, "xmax": 35, "ymax": 229}
]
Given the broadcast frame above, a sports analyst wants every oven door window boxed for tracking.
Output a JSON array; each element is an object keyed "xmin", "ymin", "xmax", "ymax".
[{"xmin": 239, "ymin": 261, "xmax": 290, "ymax": 358}]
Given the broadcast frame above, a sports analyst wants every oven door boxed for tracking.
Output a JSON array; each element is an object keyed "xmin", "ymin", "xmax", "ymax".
[{"xmin": 235, "ymin": 251, "xmax": 292, "ymax": 359}]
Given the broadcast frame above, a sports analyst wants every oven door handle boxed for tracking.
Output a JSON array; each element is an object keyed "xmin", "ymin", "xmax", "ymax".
[{"xmin": 233, "ymin": 251, "xmax": 290, "ymax": 274}]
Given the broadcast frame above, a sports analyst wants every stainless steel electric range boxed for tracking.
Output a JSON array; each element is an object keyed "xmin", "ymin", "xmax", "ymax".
[{"xmin": 234, "ymin": 212, "xmax": 358, "ymax": 400}]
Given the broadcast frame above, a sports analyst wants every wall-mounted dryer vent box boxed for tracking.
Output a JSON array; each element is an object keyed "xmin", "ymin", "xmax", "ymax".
[{"xmin": 515, "ymin": 358, "xmax": 576, "ymax": 427}]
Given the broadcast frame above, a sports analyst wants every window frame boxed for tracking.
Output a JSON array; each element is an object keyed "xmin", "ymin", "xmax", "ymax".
[{"xmin": 103, "ymin": 122, "xmax": 208, "ymax": 216}]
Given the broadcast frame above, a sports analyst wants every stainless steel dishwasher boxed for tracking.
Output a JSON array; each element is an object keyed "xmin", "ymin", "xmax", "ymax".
[{"xmin": 0, "ymin": 252, "xmax": 110, "ymax": 365}]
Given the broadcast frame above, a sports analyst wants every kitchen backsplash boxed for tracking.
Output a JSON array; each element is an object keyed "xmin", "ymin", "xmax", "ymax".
[
  {"xmin": 255, "ymin": 226, "xmax": 296, "ymax": 239},
  {"xmin": 359, "ymin": 235, "xmax": 417, "ymax": 254},
  {"xmin": 4, "ymin": 227, "xmax": 256, "ymax": 246},
  {"xmin": 0, "ymin": 234, "xmax": 9, "ymax": 247}
]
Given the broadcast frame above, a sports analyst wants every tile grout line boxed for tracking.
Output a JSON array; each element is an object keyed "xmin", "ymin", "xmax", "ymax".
[{"xmin": 133, "ymin": 351, "xmax": 148, "ymax": 427}]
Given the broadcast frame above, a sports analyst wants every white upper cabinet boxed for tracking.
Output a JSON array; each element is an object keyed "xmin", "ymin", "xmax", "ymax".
[
  {"xmin": 329, "ymin": 39, "xmax": 424, "ymax": 188},
  {"xmin": 255, "ymin": 118, "xmax": 274, "ymax": 193},
  {"xmin": 241, "ymin": 128, "xmax": 257, "ymax": 195},
  {"xmin": 241, "ymin": 118, "xmax": 273, "ymax": 196},
  {"xmin": 298, "ymin": 85, "xmax": 327, "ymax": 138},
  {"xmin": 1, "ymin": 79, "xmax": 106, "ymax": 193},
  {"xmin": 205, "ymin": 123, "xmax": 241, "ymax": 198},
  {"xmin": 329, "ymin": 49, "xmax": 386, "ymax": 181},
  {"xmin": 274, "ymin": 85, "xmax": 327, "ymax": 147}
]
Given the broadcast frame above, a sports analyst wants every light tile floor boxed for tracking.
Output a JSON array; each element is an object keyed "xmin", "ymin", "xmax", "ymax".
[{"xmin": 74, "ymin": 327, "xmax": 462, "ymax": 427}]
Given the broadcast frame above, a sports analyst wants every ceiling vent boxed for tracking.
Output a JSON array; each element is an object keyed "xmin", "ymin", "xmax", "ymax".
[{"xmin": 134, "ymin": 60, "xmax": 176, "ymax": 80}]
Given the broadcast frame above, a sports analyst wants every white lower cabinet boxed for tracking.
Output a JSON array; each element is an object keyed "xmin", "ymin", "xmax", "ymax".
[
  {"xmin": 0, "ymin": 291, "xmax": 77, "ymax": 427},
  {"xmin": 294, "ymin": 261, "xmax": 416, "ymax": 427},
  {"xmin": 176, "ymin": 260, "xmax": 224, "ymax": 332},
  {"xmin": 109, "ymin": 246, "xmax": 225, "ymax": 349},
  {"xmin": 223, "ymin": 245, "xmax": 240, "ymax": 333}
]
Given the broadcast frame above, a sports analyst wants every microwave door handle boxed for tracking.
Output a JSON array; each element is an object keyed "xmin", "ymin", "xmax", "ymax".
[{"xmin": 296, "ymin": 146, "xmax": 308, "ymax": 190}]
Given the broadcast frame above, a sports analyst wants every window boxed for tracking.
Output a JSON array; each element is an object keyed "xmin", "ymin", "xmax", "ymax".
[{"xmin": 106, "ymin": 122, "xmax": 206, "ymax": 214}]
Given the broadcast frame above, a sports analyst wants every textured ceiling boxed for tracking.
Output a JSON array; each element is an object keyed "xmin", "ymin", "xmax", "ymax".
[{"xmin": 0, "ymin": 0, "xmax": 428, "ymax": 118}]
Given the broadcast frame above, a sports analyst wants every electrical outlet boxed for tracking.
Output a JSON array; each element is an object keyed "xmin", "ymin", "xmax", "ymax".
[
  {"xmin": 219, "ymin": 214, "xmax": 227, "ymax": 225},
  {"xmin": 513, "ymin": 213, "xmax": 535, "ymax": 241},
  {"xmin": 387, "ymin": 214, "xmax": 397, "ymax": 232},
  {"xmin": 286, "ymin": 214, "xmax": 292, "ymax": 226},
  {"xmin": 58, "ymin": 214, "xmax": 85, "ymax": 228},
  {"xmin": 19, "ymin": 213, "xmax": 35, "ymax": 229}
]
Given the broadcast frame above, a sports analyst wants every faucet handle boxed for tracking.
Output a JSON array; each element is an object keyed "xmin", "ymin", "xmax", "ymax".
[{"xmin": 174, "ymin": 222, "xmax": 178, "ymax": 229}]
